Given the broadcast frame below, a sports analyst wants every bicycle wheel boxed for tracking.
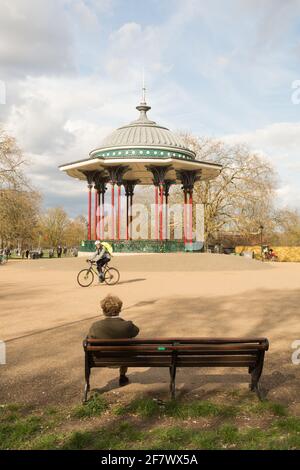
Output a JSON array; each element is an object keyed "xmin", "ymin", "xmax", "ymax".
[
  {"xmin": 77, "ymin": 269, "xmax": 94, "ymax": 287},
  {"xmin": 104, "ymin": 267, "xmax": 120, "ymax": 285}
]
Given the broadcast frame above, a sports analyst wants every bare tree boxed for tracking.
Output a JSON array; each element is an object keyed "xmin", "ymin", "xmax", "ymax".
[
  {"xmin": 273, "ymin": 208, "xmax": 300, "ymax": 246},
  {"xmin": 0, "ymin": 129, "xmax": 26, "ymax": 189},
  {"xmin": 64, "ymin": 215, "xmax": 87, "ymax": 246},
  {"xmin": 39, "ymin": 207, "xmax": 71, "ymax": 248},
  {"xmin": 175, "ymin": 135, "xmax": 277, "ymax": 246},
  {"xmin": 0, "ymin": 189, "xmax": 41, "ymax": 249}
]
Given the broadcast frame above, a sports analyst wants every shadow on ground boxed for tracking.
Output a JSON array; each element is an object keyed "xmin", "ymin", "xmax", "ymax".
[{"xmin": 1, "ymin": 288, "xmax": 300, "ymax": 413}]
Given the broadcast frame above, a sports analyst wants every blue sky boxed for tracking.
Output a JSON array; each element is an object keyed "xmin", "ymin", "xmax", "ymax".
[{"xmin": 0, "ymin": 0, "xmax": 300, "ymax": 216}]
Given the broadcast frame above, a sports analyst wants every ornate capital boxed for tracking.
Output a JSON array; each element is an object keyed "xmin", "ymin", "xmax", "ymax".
[
  {"xmin": 145, "ymin": 165, "xmax": 173, "ymax": 186},
  {"xmin": 105, "ymin": 165, "xmax": 130, "ymax": 185},
  {"xmin": 176, "ymin": 170, "xmax": 201, "ymax": 193},
  {"xmin": 123, "ymin": 179, "xmax": 140, "ymax": 197},
  {"xmin": 94, "ymin": 171, "xmax": 108, "ymax": 193},
  {"xmin": 81, "ymin": 170, "xmax": 97, "ymax": 187}
]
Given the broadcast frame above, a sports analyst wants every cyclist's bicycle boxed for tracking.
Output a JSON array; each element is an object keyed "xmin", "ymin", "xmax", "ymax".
[{"xmin": 77, "ymin": 260, "xmax": 120, "ymax": 287}]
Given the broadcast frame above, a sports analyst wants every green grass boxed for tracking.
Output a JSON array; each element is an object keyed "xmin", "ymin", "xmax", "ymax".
[
  {"xmin": 114, "ymin": 397, "xmax": 238, "ymax": 419},
  {"xmin": 245, "ymin": 400, "xmax": 288, "ymax": 417},
  {"xmin": 1, "ymin": 394, "xmax": 299, "ymax": 450},
  {"xmin": 62, "ymin": 422, "xmax": 144, "ymax": 450},
  {"xmin": 71, "ymin": 395, "xmax": 108, "ymax": 419},
  {"xmin": 0, "ymin": 415, "xmax": 43, "ymax": 449}
]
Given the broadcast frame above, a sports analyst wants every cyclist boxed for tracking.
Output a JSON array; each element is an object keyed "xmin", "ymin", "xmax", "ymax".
[{"xmin": 88, "ymin": 240, "xmax": 112, "ymax": 283}]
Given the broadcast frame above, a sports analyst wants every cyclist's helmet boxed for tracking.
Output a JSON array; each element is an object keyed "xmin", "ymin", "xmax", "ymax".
[{"xmin": 95, "ymin": 240, "xmax": 102, "ymax": 246}]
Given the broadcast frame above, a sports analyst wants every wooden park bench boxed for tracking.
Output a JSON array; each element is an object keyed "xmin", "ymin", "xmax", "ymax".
[{"xmin": 83, "ymin": 337, "xmax": 269, "ymax": 402}]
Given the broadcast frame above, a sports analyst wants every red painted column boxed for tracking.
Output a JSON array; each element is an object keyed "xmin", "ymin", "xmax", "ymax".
[
  {"xmin": 183, "ymin": 190, "xmax": 187, "ymax": 244},
  {"xmin": 96, "ymin": 190, "xmax": 101, "ymax": 239},
  {"xmin": 117, "ymin": 185, "xmax": 121, "ymax": 240},
  {"xmin": 189, "ymin": 191, "xmax": 193, "ymax": 244},
  {"xmin": 129, "ymin": 193, "xmax": 133, "ymax": 240},
  {"xmin": 165, "ymin": 193, "xmax": 169, "ymax": 240},
  {"xmin": 87, "ymin": 184, "xmax": 92, "ymax": 240},
  {"xmin": 159, "ymin": 183, "xmax": 164, "ymax": 241},
  {"xmin": 101, "ymin": 191, "xmax": 105, "ymax": 239},
  {"xmin": 94, "ymin": 189, "xmax": 98, "ymax": 240},
  {"xmin": 111, "ymin": 184, "xmax": 115, "ymax": 240},
  {"xmin": 126, "ymin": 192, "xmax": 129, "ymax": 240},
  {"xmin": 154, "ymin": 186, "xmax": 159, "ymax": 240}
]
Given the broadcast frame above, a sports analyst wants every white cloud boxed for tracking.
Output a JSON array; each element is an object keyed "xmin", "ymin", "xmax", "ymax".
[
  {"xmin": 1, "ymin": 0, "xmax": 300, "ymax": 216},
  {"xmin": 223, "ymin": 122, "xmax": 300, "ymax": 163},
  {"xmin": 0, "ymin": 0, "xmax": 74, "ymax": 76},
  {"xmin": 223, "ymin": 122, "xmax": 300, "ymax": 208}
]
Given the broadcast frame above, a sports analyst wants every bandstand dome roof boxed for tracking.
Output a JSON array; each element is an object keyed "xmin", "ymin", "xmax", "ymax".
[
  {"xmin": 59, "ymin": 96, "xmax": 222, "ymax": 184},
  {"xmin": 92, "ymin": 102, "xmax": 195, "ymax": 158}
]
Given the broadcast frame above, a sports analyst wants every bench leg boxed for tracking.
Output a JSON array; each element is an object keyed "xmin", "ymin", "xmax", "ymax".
[
  {"xmin": 83, "ymin": 356, "xmax": 91, "ymax": 403},
  {"xmin": 83, "ymin": 382, "xmax": 90, "ymax": 403},
  {"xmin": 169, "ymin": 365, "xmax": 177, "ymax": 399},
  {"xmin": 249, "ymin": 352, "xmax": 265, "ymax": 401}
]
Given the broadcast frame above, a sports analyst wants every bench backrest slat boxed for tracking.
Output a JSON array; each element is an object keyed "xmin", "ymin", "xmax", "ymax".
[{"xmin": 84, "ymin": 337, "xmax": 268, "ymax": 370}]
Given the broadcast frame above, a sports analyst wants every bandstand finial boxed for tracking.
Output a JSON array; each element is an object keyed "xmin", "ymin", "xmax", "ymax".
[
  {"xmin": 136, "ymin": 70, "xmax": 151, "ymax": 118},
  {"xmin": 142, "ymin": 68, "xmax": 146, "ymax": 103}
]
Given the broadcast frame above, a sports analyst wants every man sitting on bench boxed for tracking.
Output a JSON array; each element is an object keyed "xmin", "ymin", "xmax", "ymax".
[{"xmin": 88, "ymin": 294, "xmax": 139, "ymax": 386}]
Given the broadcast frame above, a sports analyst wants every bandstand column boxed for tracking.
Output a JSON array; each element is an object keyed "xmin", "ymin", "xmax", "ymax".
[
  {"xmin": 163, "ymin": 181, "xmax": 173, "ymax": 240},
  {"xmin": 111, "ymin": 183, "xmax": 115, "ymax": 240},
  {"xmin": 97, "ymin": 189, "xmax": 101, "ymax": 239},
  {"xmin": 176, "ymin": 170, "xmax": 201, "ymax": 247},
  {"xmin": 82, "ymin": 171, "xmax": 96, "ymax": 241},
  {"xmin": 125, "ymin": 188, "xmax": 129, "ymax": 241},
  {"xmin": 129, "ymin": 191, "xmax": 133, "ymax": 240},
  {"xmin": 183, "ymin": 189, "xmax": 188, "ymax": 244},
  {"xmin": 159, "ymin": 183, "xmax": 164, "ymax": 241},
  {"xmin": 97, "ymin": 182, "xmax": 107, "ymax": 240},
  {"xmin": 87, "ymin": 183, "xmax": 92, "ymax": 240},
  {"xmin": 154, "ymin": 185, "xmax": 159, "ymax": 240},
  {"xmin": 146, "ymin": 165, "xmax": 172, "ymax": 242},
  {"xmin": 189, "ymin": 190, "xmax": 193, "ymax": 245},
  {"xmin": 123, "ymin": 180, "xmax": 139, "ymax": 241},
  {"xmin": 93, "ymin": 173, "xmax": 108, "ymax": 240},
  {"xmin": 117, "ymin": 184, "xmax": 121, "ymax": 240},
  {"xmin": 106, "ymin": 166, "xmax": 130, "ymax": 242},
  {"xmin": 94, "ymin": 188, "xmax": 98, "ymax": 240},
  {"xmin": 101, "ymin": 190, "xmax": 105, "ymax": 239}
]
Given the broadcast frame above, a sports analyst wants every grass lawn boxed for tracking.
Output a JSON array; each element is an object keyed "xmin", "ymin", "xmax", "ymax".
[{"xmin": 1, "ymin": 391, "xmax": 300, "ymax": 450}]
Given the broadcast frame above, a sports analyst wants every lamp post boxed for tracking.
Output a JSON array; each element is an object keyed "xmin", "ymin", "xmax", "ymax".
[{"xmin": 259, "ymin": 224, "xmax": 264, "ymax": 261}]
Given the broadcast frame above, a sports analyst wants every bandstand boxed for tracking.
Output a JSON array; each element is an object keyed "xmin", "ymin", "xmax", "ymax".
[{"xmin": 59, "ymin": 95, "xmax": 221, "ymax": 253}]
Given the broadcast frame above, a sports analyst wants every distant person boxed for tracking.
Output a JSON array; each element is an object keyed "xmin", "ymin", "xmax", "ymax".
[
  {"xmin": 88, "ymin": 294, "xmax": 139, "ymax": 386},
  {"xmin": 25, "ymin": 249, "xmax": 29, "ymax": 259},
  {"xmin": 49, "ymin": 248, "xmax": 54, "ymax": 258},
  {"xmin": 63, "ymin": 246, "xmax": 67, "ymax": 256},
  {"xmin": 57, "ymin": 245, "xmax": 62, "ymax": 258},
  {"xmin": 72, "ymin": 247, "xmax": 78, "ymax": 257}
]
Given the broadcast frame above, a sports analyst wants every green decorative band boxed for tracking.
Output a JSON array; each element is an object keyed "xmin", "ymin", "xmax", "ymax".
[
  {"xmin": 92, "ymin": 148, "xmax": 194, "ymax": 161},
  {"xmin": 79, "ymin": 239, "xmax": 189, "ymax": 253}
]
